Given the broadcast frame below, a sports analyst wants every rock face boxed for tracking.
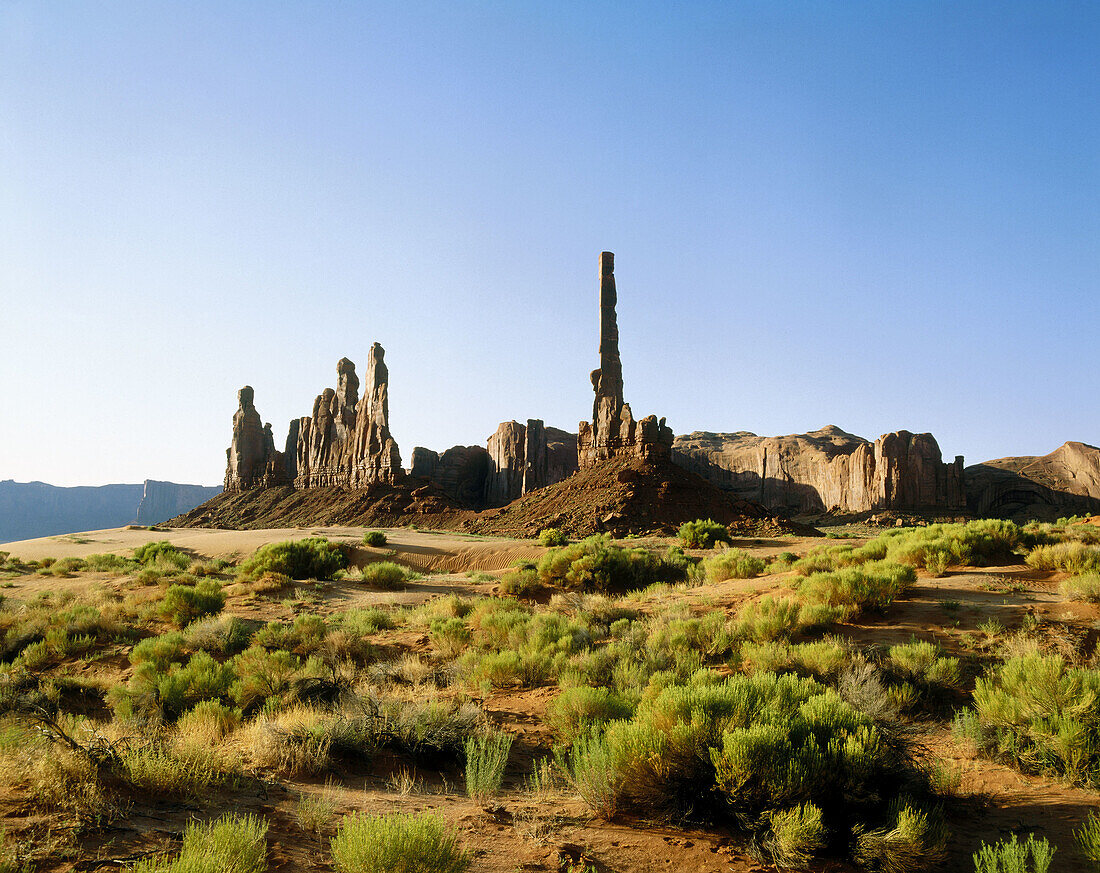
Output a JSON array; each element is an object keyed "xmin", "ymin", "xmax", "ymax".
[
  {"xmin": 966, "ymin": 442, "xmax": 1100, "ymax": 520},
  {"xmin": 414, "ymin": 424, "xmax": 579, "ymax": 509},
  {"xmin": 135, "ymin": 481, "xmax": 222, "ymax": 526},
  {"xmin": 577, "ymin": 252, "xmax": 673, "ymax": 467},
  {"xmin": 224, "ymin": 346, "xmax": 403, "ymax": 493},
  {"xmin": 672, "ymin": 426, "xmax": 965, "ymax": 515},
  {"xmin": 224, "ymin": 386, "xmax": 292, "ymax": 491}
]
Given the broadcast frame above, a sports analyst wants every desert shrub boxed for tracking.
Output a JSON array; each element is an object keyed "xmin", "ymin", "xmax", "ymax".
[
  {"xmin": 238, "ymin": 537, "xmax": 348, "ymax": 581},
  {"xmin": 500, "ymin": 566, "xmax": 541, "ymax": 597},
  {"xmin": 732, "ymin": 596, "xmax": 845, "ymax": 642},
  {"xmin": 183, "ymin": 615, "xmax": 255, "ymax": 655},
  {"xmin": 330, "ymin": 812, "xmax": 470, "ymax": 873},
  {"xmin": 702, "ymin": 549, "xmax": 767, "ymax": 582},
  {"xmin": 880, "ymin": 520, "xmax": 1023, "ymax": 570},
  {"xmin": 972, "ymin": 833, "xmax": 1054, "ymax": 873},
  {"xmin": 464, "ymin": 730, "xmax": 513, "ymax": 804},
  {"xmin": 133, "ymin": 541, "xmax": 190, "ymax": 571},
  {"xmin": 112, "ymin": 650, "xmax": 236, "ymax": 722},
  {"xmin": 537, "ymin": 535, "xmax": 688, "ymax": 592},
  {"xmin": 255, "ymin": 614, "xmax": 328, "ymax": 657},
  {"xmin": 362, "ymin": 531, "xmax": 388, "ymax": 547},
  {"xmin": 339, "ymin": 608, "xmax": 398, "ymax": 635},
  {"xmin": 852, "ymin": 799, "xmax": 947, "ymax": 872},
  {"xmin": 538, "ymin": 528, "xmax": 568, "ymax": 547},
  {"xmin": 130, "ymin": 632, "xmax": 188, "ymax": 671},
  {"xmin": 796, "ymin": 561, "xmax": 915, "ymax": 615},
  {"xmin": 430, "ymin": 618, "xmax": 471, "ymax": 659},
  {"xmin": 547, "ymin": 686, "xmax": 634, "ymax": 744},
  {"xmin": 678, "ymin": 519, "xmax": 732, "ymax": 549},
  {"xmin": 231, "ymin": 646, "xmax": 302, "ymax": 712},
  {"xmin": 123, "ymin": 740, "xmax": 241, "ymax": 798},
  {"xmin": 176, "ymin": 699, "xmax": 242, "ymax": 740},
  {"xmin": 559, "ymin": 672, "xmax": 942, "ymax": 868},
  {"xmin": 358, "ymin": 561, "xmax": 413, "ymax": 589},
  {"xmin": 956, "ymin": 652, "xmax": 1100, "ymax": 784},
  {"xmin": 1062, "ymin": 573, "xmax": 1100, "ymax": 602},
  {"xmin": 1027, "ymin": 541, "xmax": 1100, "ymax": 574},
  {"xmin": 129, "ymin": 812, "xmax": 267, "ymax": 873},
  {"xmin": 159, "ymin": 580, "xmax": 226, "ymax": 627},
  {"xmin": 739, "ymin": 638, "xmax": 851, "ymax": 679},
  {"xmin": 1075, "ymin": 810, "xmax": 1100, "ymax": 867},
  {"xmin": 82, "ymin": 552, "xmax": 134, "ymax": 573},
  {"xmin": 885, "ymin": 640, "xmax": 961, "ymax": 692}
]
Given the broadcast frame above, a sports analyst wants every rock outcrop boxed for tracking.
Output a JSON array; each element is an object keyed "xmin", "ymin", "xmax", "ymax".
[
  {"xmin": 577, "ymin": 252, "xmax": 673, "ymax": 468},
  {"xmin": 673, "ymin": 426, "xmax": 965, "ymax": 515},
  {"xmin": 135, "ymin": 481, "xmax": 222, "ymax": 526},
  {"xmin": 224, "ymin": 386, "xmax": 292, "ymax": 491},
  {"xmin": 224, "ymin": 345, "xmax": 403, "ymax": 493},
  {"xmin": 966, "ymin": 441, "xmax": 1100, "ymax": 520},
  {"xmin": 413, "ymin": 424, "xmax": 579, "ymax": 508}
]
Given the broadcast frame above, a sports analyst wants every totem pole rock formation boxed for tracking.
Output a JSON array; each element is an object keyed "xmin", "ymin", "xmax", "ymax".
[
  {"xmin": 223, "ymin": 344, "xmax": 402, "ymax": 492},
  {"xmin": 577, "ymin": 252, "xmax": 674, "ymax": 468}
]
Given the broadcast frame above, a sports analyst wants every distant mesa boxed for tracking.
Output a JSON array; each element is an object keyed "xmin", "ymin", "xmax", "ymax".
[{"xmin": 0, "ymin": 479, "xmax": 220, "ymax": 544}]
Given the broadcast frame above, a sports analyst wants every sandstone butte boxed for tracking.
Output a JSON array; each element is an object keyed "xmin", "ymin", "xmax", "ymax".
[{"xmin": 185, "ymin": 250, "xmax": 1100, "ymax": 530}]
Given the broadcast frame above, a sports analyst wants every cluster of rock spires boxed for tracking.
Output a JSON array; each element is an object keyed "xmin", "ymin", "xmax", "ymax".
[{"xmin": 216, "ymin": 249, "xmax": 1100, "ymax": 525}]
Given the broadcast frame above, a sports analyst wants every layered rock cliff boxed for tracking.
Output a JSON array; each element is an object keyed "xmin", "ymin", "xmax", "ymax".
[
  {"xmin": 224, "ymin": 345, "xmax": 402, "ymax": 493},
  {"xmin": 577, "ymin": 252, "xmax": 673, "ymax": 468},
  {"xmin": 966, "ymin": 441, "xmax": 1100, "ymax": 520},
  {"xmin": 673, "ymin": 426, "xmax": 965, "ymax": 515}
]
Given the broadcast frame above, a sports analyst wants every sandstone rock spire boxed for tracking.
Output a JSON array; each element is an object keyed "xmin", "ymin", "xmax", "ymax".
[{"xmin": 578, "ymin": 252, "xmax": 673, "ymax": 467}]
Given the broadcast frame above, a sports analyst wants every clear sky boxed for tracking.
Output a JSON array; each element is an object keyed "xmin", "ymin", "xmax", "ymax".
[{"xmin": 2, "ymin": 2, "xmax": 1098, "ymax": 487}]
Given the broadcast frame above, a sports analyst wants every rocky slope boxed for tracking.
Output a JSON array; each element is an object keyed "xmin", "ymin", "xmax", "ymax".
[
  {"xmin": 966, "ymin": 441, "xmax": 1100, "ymax": 520},
  {"xmin": 673, "ymin": 426, "xmax": 966, "ymax": 515}
]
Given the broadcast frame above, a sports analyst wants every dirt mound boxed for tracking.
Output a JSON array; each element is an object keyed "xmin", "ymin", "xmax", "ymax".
[
  {"xmin": 459, "ymin": 455, "xmax": 815, "ymax": 538},
  {"xmin": 170, "ymin": 481, "xmax": 469, "ymax": 530}
]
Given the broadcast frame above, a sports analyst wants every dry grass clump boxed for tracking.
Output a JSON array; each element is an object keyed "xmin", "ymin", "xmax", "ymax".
[
  {"xmin": 464, "ymin": 730, "xmax": 513, "ymax": 804},
  {"xmin": 1061, "ymin": 573, "xmax": 1100, "ymax": 602},
  {"xmin": 1027, "ymin": 541, "xmax": 1100, "ymax": 574}
]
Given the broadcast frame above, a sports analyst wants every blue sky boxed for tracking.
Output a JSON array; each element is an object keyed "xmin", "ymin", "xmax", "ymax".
[{"xmin": 2, "ymin": 2, "xmax": 1097, "ymax": 486}]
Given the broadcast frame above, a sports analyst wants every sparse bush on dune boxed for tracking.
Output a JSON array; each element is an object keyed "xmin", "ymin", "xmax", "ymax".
[
  {"xmin": 500, "ymin": 563, "xmax": 540, "ymax": 597},
  {"xmin": 133, "ymin": 541, "xmax": 191, "ymax": 572},
  {"xmin": 237, "ymin": 537, "xmax": 347, "ymax": 582},
  {"xmin": 464, "ymin": 730, "xmax": 513, "ymax": 804},
  {"xmin": 362, "ymin": 530, "xmax": 388, "ymax": 547},
  {"xmin": 159, "ymin": 580, "xmax": 226, "ymax": 628},
  {"xmin": 677, "ymin": 519, "xmax": 732, "ymax": 549},
  {"xmin": 330, "ymin": 812, "xmax": 471, "ymax": 873},
  {"xmin": 355, "ymin": 561, "xmax": 416, "ymax": 589},
  {"xmin": 971, "ymin": 833, "xmax": 1055, "ymax": 873}
]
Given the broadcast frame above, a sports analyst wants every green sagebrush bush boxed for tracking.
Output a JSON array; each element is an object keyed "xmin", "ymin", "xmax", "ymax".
[
  {"xmin": 330, "ymin": 812, "xmax": 470, "ymax": 873},
  {"xmin": 464, "ymin": 730, "xmax": 513, "ymax": 803},
  {"xmin": 1027, "ymin": 541, "xmax": 1100, "ymax": 574},
  {"xmin": 795, "ymin": 561, "xmax": 915, "ymax": 616},
  {"xmin": 133, "ymin": 540, "xmax": 191, "ymax": 570},
  {"xmin": 972, "ymin": 833, "xmax": 1054, "ymax": 873},
  {"xmin": 129, "ymin": 812, "xmax": 268, "ymax": 873},
  {"xmin": 356, "ymin": 561, "xmax": 414, "ymax": 589},
  {"xmin": 702, "ymin": 549, "xmax": 767, "ymax": 582},
  {"xmin": 238, "ymin": 537, "xmax": 348, "ymax": 582},
  {"xmin": 558, "ymin": 672, "xmax": 943, "ymax": 869},
  {"xmin": 677, "ymin": 519, "xmax": 732, "ymax": 549},
  {"xmin": 955, "ymin": 651, "xmax": 1100, "ymax": 785},
  {"xmin": 362, "ymin": 531, "xmax": 388, "ymax": 547},
  {"xmin": 537, "ymin": 535, "xmax": 690, "ymax": 592},
  {"xmin": 537, "ymin": 527, "xmax": 568, "ymax": 547},
  {"xmin": 159, "ymin": 580, "xmax": 226, "ymax": 628},
  {"xmin": 1062, "ymin": 572, "xmax": 1100, "ymax": 602}
]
